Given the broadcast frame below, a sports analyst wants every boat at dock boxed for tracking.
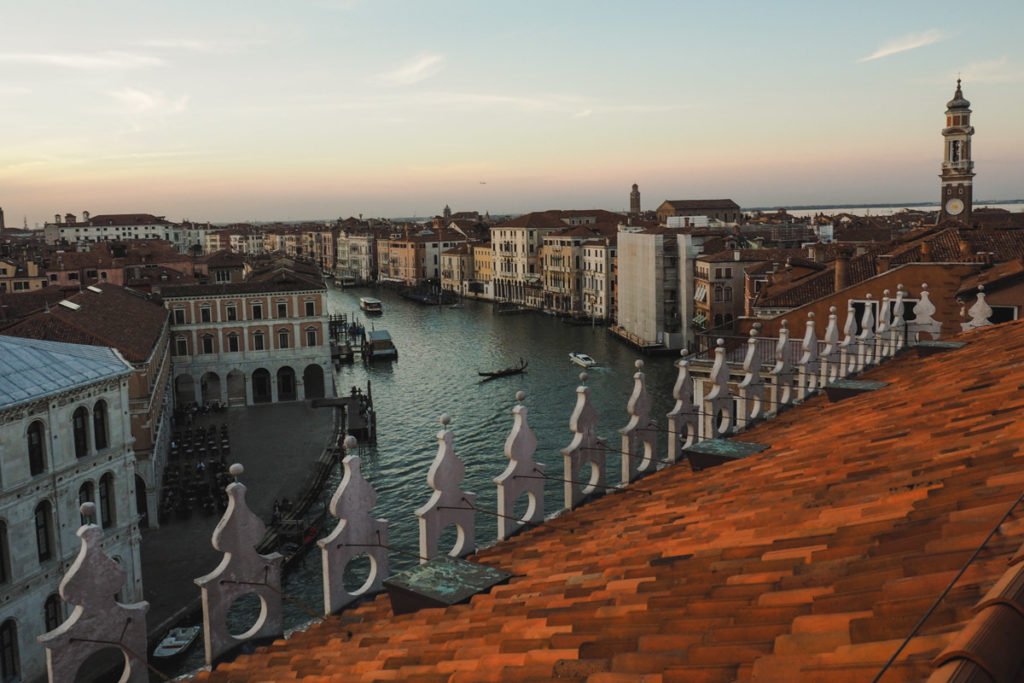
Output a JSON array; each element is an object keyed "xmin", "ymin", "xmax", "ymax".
[
  {"xmin": 359, "ymin": 297, "xmax": 383, "ymax": 314},
  {"xmin": 569, "ymin": 352, "xmax": 597, "ymax": 368},
  {"xmin": 478, "ymin": 359, "xmax": 528, "ymax": 381},
  {"xmin": 153, "ymin": 625, "xmax": 201, "ymax": 660},
  {"xmin": 364, "ymin": 330, "xmax": 398, "ymax": 361}
]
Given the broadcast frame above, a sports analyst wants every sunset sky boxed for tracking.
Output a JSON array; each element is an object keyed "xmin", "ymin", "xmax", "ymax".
[{"xmin": 2, "ymin": 0, "xmax": 1023, "ymax": 225}]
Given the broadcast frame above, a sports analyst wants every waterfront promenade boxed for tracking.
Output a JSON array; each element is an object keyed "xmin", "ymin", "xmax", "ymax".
[{"xmin": 139, "ymin": 401, "xmax": 337, "ymax": 644}]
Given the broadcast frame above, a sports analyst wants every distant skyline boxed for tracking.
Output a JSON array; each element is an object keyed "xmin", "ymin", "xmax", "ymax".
[{"xmin": 2, "ymin": 1, "xmax": 1023, "ymax": 225}]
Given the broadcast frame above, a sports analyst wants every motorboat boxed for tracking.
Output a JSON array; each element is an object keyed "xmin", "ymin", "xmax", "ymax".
[
  {"xmin": 364, "ymin": 330, "xmax": 398, "ymax": 361},
  {"xmin": 153, "ymin": 625, "xmax": 201, "ymax": 659},
  {"xmin": 569, "ymin": 352, "xmax": 597, "ymax": 368},
  {"xmin": 359, "ymin": 297, "xmax": 383, "ymax": 314}
]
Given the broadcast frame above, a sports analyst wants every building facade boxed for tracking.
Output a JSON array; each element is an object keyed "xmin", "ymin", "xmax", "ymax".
[
  {"xmin": 43, "ymin": 212, "xmax": 182, "ymax": 248},
  {"xmin": 0, "ymin": 336, "xmax": 143, "ymax": 683}
]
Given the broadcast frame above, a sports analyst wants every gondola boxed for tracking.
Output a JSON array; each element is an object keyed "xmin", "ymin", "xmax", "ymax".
[{"xmin": 478, "ymin": 360, "xmax": 528, "ymax": 381}]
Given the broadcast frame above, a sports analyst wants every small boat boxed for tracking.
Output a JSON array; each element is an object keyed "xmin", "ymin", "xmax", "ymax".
[
  {"xmin": 478, "ymin": 359, "xmax": 528, "ymax": 381},
  {"xmin": 153, "ymin": 625, "xmax": 201, "ymax": 659},
  {"xmin": 359, "ymin": 297, "xmax": 383, "ymax": 314},
  {"xmin": 569, "ymin": 352, "xmax": 597, "ymax": 368}
]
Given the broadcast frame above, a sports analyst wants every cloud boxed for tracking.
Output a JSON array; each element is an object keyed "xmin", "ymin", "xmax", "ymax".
[
  {"xmin": 572, "ymin": 109, "xmax": 593, "ymax": 119},
  {"xmin": 858, "ymin": 29, "xmax": 946, "ymax": 62},
  {"xmin": 376, "ymin": 54, "xmax": 444, "ymax": 86},
  {"xmin": 108, "ymin": 88, "xmax": 189, "ymax": 114},
  {"xmin": 0, "ymin": 51, "xmax": 162, "ymax": 69}
]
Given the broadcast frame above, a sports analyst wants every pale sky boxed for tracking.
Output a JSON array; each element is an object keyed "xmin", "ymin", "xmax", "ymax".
[{"xmin": 2, "ymin": 0, "xmax": 1023, "ymax": 225}]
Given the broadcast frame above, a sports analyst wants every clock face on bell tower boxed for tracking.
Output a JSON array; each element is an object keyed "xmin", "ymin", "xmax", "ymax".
[{"xmin": 939, "ymin": 79, "xmax": 975, "ymax": 222}]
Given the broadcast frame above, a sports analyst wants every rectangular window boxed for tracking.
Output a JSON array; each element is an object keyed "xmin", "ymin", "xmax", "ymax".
[
  {"xmin": 173, "ymin": 308, "xmax": 185, "ymax": 324},
  {"xmin": 277, "ymin": 302, "xmax": 287, "ymax": 318},
  {"xmin": 226, "ymin": 304, "xmax": 237, "ymax": 321},
  {"xmin": 175, "ymin": 337, "xmax": 188, "ymax": 355},
  {"xmin": 200, "ymin": 306, "xmax": 212, "ymax": 322},
  {"xmin": 253, "ymin": 333, "xmax": 265, "ymax": 351},
  {"xmin": 252, "ymin": 303, "xmax": 263, "ymax": 320},
  {"xmin": 68, "ymin": 272, "xmax": 79, "ymax": 281},
  {"xmin": 216, "ymin": 270, "xmax": 231, "ymax": 283},
  {"xmin": 306, "ymin": 329, "xmax": 317, "ymax": 346},
  {"xmin": 278, "ymin": 331, "xmax": 289, "ymax": 348},
  {"xmin": 228, "ymin": 335, "xmax": 239, "ymax": 352},
  {"xmin": 202, "ymin": 336, "xmax": 214, "ymax": 353},
  {"xmin": 305, "ymin": 301, "xmax": 315, "ymax": 316}
]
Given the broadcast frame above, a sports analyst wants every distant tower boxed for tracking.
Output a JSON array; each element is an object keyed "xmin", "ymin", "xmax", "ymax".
[
  {"xmin": 0, "ymin": 206, "xmax": 5, "ymax": 229},
  {"xmin": 939, "ymin": 79, "xmax": 975, "ymax": 222},
  {"xmin": 629, "ymin": 183, "xmax": 641, "ymax": 215},
  {"xmin": 443, "ymin": 204, "xmax": 452, "ymax": 219}
]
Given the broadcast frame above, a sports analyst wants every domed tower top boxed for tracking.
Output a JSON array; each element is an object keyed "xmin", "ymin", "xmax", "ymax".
[{"xmin": 946, "ymin": 79, "xmax": 971, "ymax": 111}]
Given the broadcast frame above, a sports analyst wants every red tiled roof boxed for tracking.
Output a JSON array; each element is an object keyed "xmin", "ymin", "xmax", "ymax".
[
  {"xmin": 663, "ymin": 198, "xmax": 740, "ymax": 210},
  {"xmin": 194, "ymin": 321, "xmax": 1024, "ymax": 682},
  {"xmin": 3, "ymin": 284, "xmax": 167, "ymax": 362}
]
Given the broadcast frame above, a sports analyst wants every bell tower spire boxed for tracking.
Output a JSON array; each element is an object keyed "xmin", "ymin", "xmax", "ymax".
[{"xmin": 939, "ymin": 79, "xmax": 975, "ymax": 222}]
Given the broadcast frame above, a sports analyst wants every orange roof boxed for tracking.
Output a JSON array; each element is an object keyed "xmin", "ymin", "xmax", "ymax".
[{"xmin": 195, "ymin": 321, "xmax": 1024, "ymax": 681}]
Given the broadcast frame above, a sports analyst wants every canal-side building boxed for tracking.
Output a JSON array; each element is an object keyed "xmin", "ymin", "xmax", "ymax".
[
  {"xmin": 379, "ymin": 229, "xmax": 466, "ymax": 286},
  {"xmin": 440, "ymin": 243, "xmax": 474, "ymax": 297},
  {"xmin": 541, "ymin": 225, "xmax": 617, "ymax": 316},
  {"xmin": 159, "ymin": 258, "xmax": 332, "ymax": 407},
  {"xmin": 2, "ymin": 284, "xmax": 174, "ymax": 529},
  {"xmin": 491, "ymin": 211, "xmax": 566, "ymax": 307},
  {"xmin": 655, "ymin": 198, "xmax": 742, "ymax": 225},
  {"xmin": 469, "ymin": 242, "xmax": 494, "ymax": 300},
  {"xmin": 0, "ymin": 336, "xmax": 143, "ymax": 683},
  {"xmin": 581, "ymin": 235, "xmax": 617, "ymax": 322},
  {"xmin": 334, "ymin": 231, "xmax": 377, "ymax": 284}
]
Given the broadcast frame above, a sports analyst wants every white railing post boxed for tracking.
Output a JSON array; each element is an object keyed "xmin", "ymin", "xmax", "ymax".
[
  {"xmin": 769, "ymin": 321, "xmax": 795, "ymax": 411},
  {"xmin": 820, "ymin": 306, "xmax": 841, "ymax": 385},
  {"xmin": 667, "ymin": 350, "xmax": 699, "ymax": 463},
  {"xmin": 703, "ymin": 339, "xmax": 734, "ymax": 437},
  {"xmin": 620, "ymin": 360, "xmax": 658, "ymax": 483},
  {"xmin": 561, "ymin": 372, "xmax": 607, "ymax": 510},
  {"xmin": 737, "ymin": 331, "xmax": 765, "ymax": 428},
  {"xmin": 415, "ymin": 415, "xmax": 476, "ymax": 562},
  {"xmin": 797, "ymin": 312, "xmax": 820, "ymax": 400},
  {"xmin": 495, "ymin": 391, "xmax": 545, "ymax": 540}
]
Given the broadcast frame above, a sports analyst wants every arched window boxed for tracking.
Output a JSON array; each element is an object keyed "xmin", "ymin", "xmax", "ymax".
[
  {"xmin": 0, "ymin": 523, "xmax": 8, "ymax": 585},
  {"xmin": 0, "ymin": 619, "xmax": 18, "ymax": 682},
  {"xmin": 73, "ymin": 406, "xmax": 89, "ymax": 458},
  {"xmin": 35, "ymin": 502, "xmax": 53, "ymax": 563},
  {"xmin": 277, "ymin": 329, "xmax": 290, "ymax": 349},
  {"xmin": 78, "ymin": 482, "xmax": 95, "ymax": 525},
  {"xmin": 93, "ymin": 400, "xmax": 108, "ymax": 450},
  {"xmin": 99, "ymin": 474, "xmax": 115, "ymax": 529},
  {"xmin": 27, "ymin": 421, "xmax": 45, "ymax": 476},
  {"xmin": 305, "ymin": 327, "xmax": 317, "ymax": 347},
  {"xmin": 44, "ymin": 593, "xmax": 63, "ymax": 631}
]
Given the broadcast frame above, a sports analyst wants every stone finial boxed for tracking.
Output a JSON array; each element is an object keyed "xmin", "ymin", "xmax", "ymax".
[
  {"xmin": 320, "ymin": 438, "xmax": 389, "ymax": 615},
  {"xmin": 737, "ymin": 330, "xmax": 765, "ymax": 428},
  {"xmin": 797, "ymin": 312, "xmax": 820, "ymax": 399},
  {"xmin": 890, "ymin": 284, "xmax": 907, "ymax": 350},
  {"xmin": 666, "ymin": 349, "xmax": 698, "ymax": 463},
  {"xmin": 38, "ymin": 507, "xmax": 150, "ymax": 683},
  {"xmin": 876, "ymin": 289, "xmax": 892, "ymax": 359},
  {"xmin": 821, "ymin": 305, "xmax": 842, "ymax": 384},
  {"xmin": 704, "ymin": 338, "xmax": 734, "ymax": 437},
  {"xmin": 908, "ymin": 282, "xmax": 943, "ymax": 342},
  {"xmin": 415, "ymin": 416, "xmax": 476, "ymax": 562},
  {"xmin": 619, "ymin": 360, "xmax": 657, "ymax": 484},
  {"xmin": 195, "ymin": 472, "xmax": 283, "ymax": 667},
  {"xmin": 495, "ymin": 391, "xmax": 544, "ymax": 540},
  {"xmin": 961, "ymin": 284, "xmax": 994, "ymax": 331},
  {"xmin": 770, "ymin": 320, "xmax": 795, "ymax": 409},
  {"xmin": 839, "ymin": 299, "xmax": 859, "ymax": 377},
  {"xmin": 560, "ymin": 377, "xmax": 606, "ymax": 510}
]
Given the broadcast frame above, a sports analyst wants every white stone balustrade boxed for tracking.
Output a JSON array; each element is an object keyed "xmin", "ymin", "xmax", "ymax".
[
  {"xmin": 876, "ymin": 290, "xmax": 892, "ymax": 360},
  {"xmin": 620, "ymin": 360, "xmax": 658, "ymax": 484},
  {"xmin": 561, "ymin": 373, "xmax": 607, "ymax": 510},
  {"xmin": 797, "ymin": 312, "xmax": 820, "ymax": 400},
  {"xmin": 961, "ymin": 285, "xmax": 994, "ymax": 331},
  {"xmin": 820, "ymin": 306, "xmax": 842, "ymax": 385},
  {"xmin": 736, "ymin": 331, "xmax": 766, "ymax": 429},
  {"xmin": 38, "ymin": 503, "xmax": 149, "ymax": 683},
  {"xmin": 702, "ymin": 339, "xmax": 735, "ymax": 438},
  {"xmin": 415, "ymin": 415, "xmax": 476, "ymax": 562},
  {"xmin": 890, "ymin": 284, "xmax": 908, "ymax": 350},
  {"xmin": 666, "ymin": 351, "xmax": 699, "ymax": 463},
  {"xmin": 839, "ymin": 300, "xmax": 859, "ymax": 375},
  {"xmin": 495, "ymin": 391, "xmax": 545, "ymax": 540},
  {"xmin": 769, "ymin": 321, "xmax": 795, "ymax": 410},
  {"xmin": 195, "ymin": 464, "xmax": 284, "ymax": 667},
  {"xmin": 320, "ymin": 435, "xmax": 389, "ymax": 615}
]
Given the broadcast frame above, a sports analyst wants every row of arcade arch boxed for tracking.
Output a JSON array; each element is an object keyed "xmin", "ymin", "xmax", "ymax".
[{"xmin": 174, "ymin": 364, "xmax": 327, "ymax": 407}]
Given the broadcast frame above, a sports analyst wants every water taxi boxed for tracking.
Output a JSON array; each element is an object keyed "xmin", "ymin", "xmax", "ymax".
[
  {"xmin": 364, "ymin": 330, "xmax": 398, "ymax": 361},
  {"xmin": 569, "ymin": 352, "xmax": 597, "ymax": 368},
  {"xmin": 359, "ymin": 297, "xmax": 383, "ymax": 314}
]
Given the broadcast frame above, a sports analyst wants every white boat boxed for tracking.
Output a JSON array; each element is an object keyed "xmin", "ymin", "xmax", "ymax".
[
  {"xmin": 569, "ymin": 352, "xmax": 597, "ymax": 368},
  {"xmin": 153, "ymin": 625, "xmax": 201, "ymax": 659},
  {"xmin": 359, "ymin": 297, "xmax": 383, "ymax": 314},
  {"xmin": 364, "ymin": 330, "xmax": 398, "ymax": 360}
]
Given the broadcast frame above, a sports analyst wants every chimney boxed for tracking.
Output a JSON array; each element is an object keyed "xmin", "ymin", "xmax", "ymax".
[
  {"xmin": 920, "ymin": 240, "xmax": 931, "ymax": 262},
  {"xmin": 835, "ymin": 245, "xmax": 853, "ymax": 291},
  {"xmin": 959, "ymin": 239, "xmax": 972, "ymax": 259},
  {"xmin": 876, "ymin": 254, "xmax": 892, "ymax": 275},
  {"xmin": 734, "ymin": 250, "xmax": 741, "ymax": 261}
]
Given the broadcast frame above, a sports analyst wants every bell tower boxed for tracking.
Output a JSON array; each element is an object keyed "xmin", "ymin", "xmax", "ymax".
[
  {"xmin": 629, "ymin": 183, "xmax": 641, "ymax": 215},
  {"xmin": 939, "ymin": 79, "xmax": 974, "ymax": 222}
]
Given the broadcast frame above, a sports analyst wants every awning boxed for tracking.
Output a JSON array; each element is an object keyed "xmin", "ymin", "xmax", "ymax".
[
  {"xmin": 692, "ymin": 313, "xmax": 707, "ymax": 326},
  {"xmin": 695, "ymin": 283, "xmax": 708, "ymax": 302}
]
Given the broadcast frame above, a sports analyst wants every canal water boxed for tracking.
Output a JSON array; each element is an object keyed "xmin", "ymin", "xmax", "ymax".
[{"xmin": 272, "ymin": 287, "xmax": 684, "ymax": 638}]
